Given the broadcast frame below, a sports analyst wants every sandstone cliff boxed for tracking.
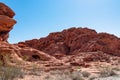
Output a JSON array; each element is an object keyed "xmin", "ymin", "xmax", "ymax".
[{"xmin": 19, "ymin": 27, "xmax": 120, "ymax": 57}]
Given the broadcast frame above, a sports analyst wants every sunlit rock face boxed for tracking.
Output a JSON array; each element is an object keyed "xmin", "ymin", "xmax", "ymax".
[
  {"xmin": 19, "ymin": 27, "xmax": 120, "ymax": 57},
  {"xmin": 0, "ymin": 3, "xmax": 55, "ymax": 63},
  {"xmin": 0, "ymin": 2, "xmax": 119, "ymax": 71},
  {"xmin": 0, "ymin": 2, "xmax": 15, "ymax": 18},
  {"xmin": 0, "ymin": 2, "xmax": 16, "ymax": 42}
]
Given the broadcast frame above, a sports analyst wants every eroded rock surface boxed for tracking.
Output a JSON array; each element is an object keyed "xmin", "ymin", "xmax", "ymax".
[
  {"xmin": 0, "ymin": 2, "xmax": 16, "ymax": 42},
  {"xmin": 0, "ymin": 3, "xmax": 57, "ymax": 66},
  {"xmin": 19, "ymin": 27, "xmax": 120, "ymax": 57},
  {"xmin": 0, "ymin": 2, "xmax": 120, "ymax": 73},
  {"xmin": 0, "ymin": 2, "xmax": 15, "ymax": 18}
]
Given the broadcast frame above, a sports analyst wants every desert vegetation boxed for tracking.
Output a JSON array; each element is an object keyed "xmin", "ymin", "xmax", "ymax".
[
  {"xmin": 0, "ymin": 66, "xmax": 24, "ymax": 80},
  {"xmin": 0, "ymin": 2, "xmax": 120, "ymax": 80}
]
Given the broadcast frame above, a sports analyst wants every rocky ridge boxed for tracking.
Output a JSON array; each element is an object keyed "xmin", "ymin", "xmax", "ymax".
[
  {"xmin": 19, "ymin": 27, "xmax": 120, "ymax": 57},
  {"xmin": 0, "ymin": 2, "xmax": 120, "ymax": 73}
]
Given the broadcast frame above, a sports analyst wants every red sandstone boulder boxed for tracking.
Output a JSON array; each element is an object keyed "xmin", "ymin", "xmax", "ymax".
[
  {"xmin": 19, "ymin": 47, "xmax": 57, "ymax": 61},
  {"xmin": 0, "ymin": 42, "xmax": 57, "ymax": 62},
  {"xmin": 0, "ymin": 3, "xmax": 16, "ymax": 42},
  {"xmin": 83, "ymin": 52, "xmax": 110, "ymax": 62},
  {"xmin": 0, "ymin": 2, "xmax": 15, "ymax": 18},
  {"xmin": 0, "ymin": 15, "xmax": 16, "ymax": 31}
]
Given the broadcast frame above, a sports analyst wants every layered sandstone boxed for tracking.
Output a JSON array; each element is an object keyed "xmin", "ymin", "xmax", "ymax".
[
  {"xmin": 0, "ymin": 2, "xmax": 120, "ymax": 72},
  {"xmin": 0, "ymin": 2, "xmax": 16, "ymax": 42},
  {"xmin": 0, "ymin": 3, "xmax": 57, "ymax": 66},
  {"xmin": 0, "ymin": 3, "xmax": 15, "ymax": 18},
  {"xmin": 19, "ymin": 27, "xmax": 120, "ymax": 57}
]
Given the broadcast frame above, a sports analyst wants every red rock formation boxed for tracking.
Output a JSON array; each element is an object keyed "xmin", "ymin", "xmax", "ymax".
[
  {"xmin": 19, "ymin": 27, "xmax": 120, "ymax": 57},
  {"xmin": 0, "ymin": 3, "xmax": 120, "ymax": 71},
  {"xmin": 0, "ymin": 2, "xmax": 16, "ymax": 42},
  {"xmin": 0, "ymin": 2, "xmax": 15, "ymax": 18},
  {"xmin": 0, "ymin": 3, "xmax": 57, "ymax": 64}
]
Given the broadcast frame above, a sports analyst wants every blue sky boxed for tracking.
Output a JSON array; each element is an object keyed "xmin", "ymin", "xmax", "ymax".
[{"xmin": 0, "ymin": 0, "xmax": 120, "ymax": 43}]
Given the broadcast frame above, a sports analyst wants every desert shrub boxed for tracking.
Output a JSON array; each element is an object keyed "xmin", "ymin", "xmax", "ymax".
[
  {"xmin": 81, "ymin": 71, "xmax": 91, "ymax": 77},
  {"xmin": 112, "ymin": 66, "xmax": 120, "ymax": 71},
  {"xmin": 89, "ymin": 76, "xmax": 96, "ymax": 80},
  {"xmin": 99, "ymin": 66, "xmax": 117, "ymax": 77},
  {"xmin": 44, "ymin": 70, "xmax": 85, "ymax": 80},
  {"xmin": 0, "ymin": 52, "xmax": 11, "ymax": 66},
  {"xmin": 88, "ymin": 75, "xmax": 98, "ymax": 80},
  {"xmin": 71, "ymin": 70, "xmax": 85, "ymax": 80},
  {"xmin": 0, "ymin": 60, "xmax": 3, "ymax": 66},
  {"xmin": 44, "ymin": 70, "xmax": 71, "ymax": 80},
  {"xmin": 28, "ymin": 64, "xmax": 41, "ymax": 76},
  {"xmin": 0, "ymin": 66, "xmax": 24, "ymax": 80}
]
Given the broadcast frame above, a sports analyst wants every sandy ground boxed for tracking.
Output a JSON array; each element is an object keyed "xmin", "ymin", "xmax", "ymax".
[
  {"xmin": 18, "ymin": 74, "xmax": 120, "ymax": 80},
  {"xmin": 94, "ymin": 76, "xmax": 120, "ymax": 80},
  {"xmin": 13, "ymin": 56, "xmax": 120, "ymax": 80},
  {"xmin": 18, "ymin": 75, "xmax": 41, "ymax": 80}
]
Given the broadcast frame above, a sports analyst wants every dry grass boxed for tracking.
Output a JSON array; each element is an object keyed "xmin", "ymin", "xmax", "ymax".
[
  {"xmin": 98, "ymin": 65, "xmax": 118, "ymax": 77},
  {"xmin": 42, "ymin": 70, "xmax": 86, "ymax": 80},
  {"xmin": 0, "ymin": 66, "xmax": 24, "ymax": 80}
]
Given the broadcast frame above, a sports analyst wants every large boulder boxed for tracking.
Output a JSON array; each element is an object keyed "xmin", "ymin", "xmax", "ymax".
[
  {"xmin": 0, "ymin": 2, "xmax": 15, "ymax": 18},
  {"xmin": 0, "ymin": 15, "xmax": 16, "ymax": 31},
  {"xmin": 0, "ymin": 3, "xmax": 16, "ymax": 42},
  {"xmin": 0, "ymin": 42, "xmax": 58, "ymax": 66}
]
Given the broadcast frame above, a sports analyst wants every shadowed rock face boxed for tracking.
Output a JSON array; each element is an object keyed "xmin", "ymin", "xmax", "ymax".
[
  {"xmin": 0, "ymin": 2, "xmax": 16, "ymax": 42},
  {"xmin": 18, "ymin": 27, "xmax": 120, "ymax": 57}
]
